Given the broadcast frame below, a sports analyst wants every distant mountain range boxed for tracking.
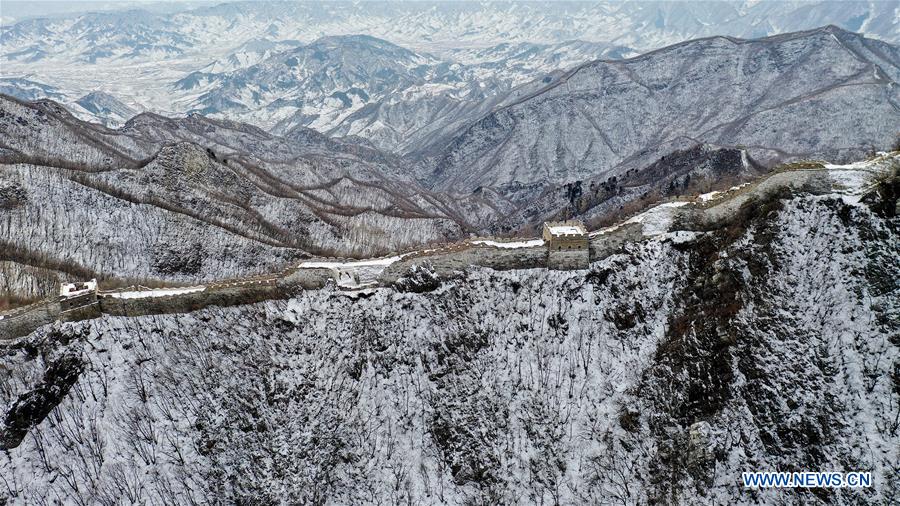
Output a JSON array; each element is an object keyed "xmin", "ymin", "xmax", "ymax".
[
  {"xmin": 422, "ymin": 25, "xmax": 900, "ymax": 192},
  {"xmin": 175, "ymin": 35, "xmax": 629, "ymax": 154},
  {"xmin": 3, "ymin": 1, "xmax": 898, "ymax": 61},
  {"xmin": 2, "ymin": 31, "xmax": 631, "ymax": 150},
  {"xmin": 1, "ymin": 0, "xmax": 898, "ymax": 147}
]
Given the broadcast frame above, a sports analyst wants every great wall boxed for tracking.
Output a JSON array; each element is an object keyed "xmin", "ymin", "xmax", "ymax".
[{"xmin": 1, "ymin": 152, "xmax": 897, "ymax": 341}]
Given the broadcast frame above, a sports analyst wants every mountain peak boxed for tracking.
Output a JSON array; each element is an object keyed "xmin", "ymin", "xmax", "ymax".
[{"xmin": 301, "ymin": 34, "xmax": 423, "ymax": 58}]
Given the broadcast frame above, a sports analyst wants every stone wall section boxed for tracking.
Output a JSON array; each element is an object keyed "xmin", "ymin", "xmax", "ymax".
[
  {"xmin": 380, "ymin": 245, "xmax": 548, "ymax": 283},
  {"xmin": 3, "ymin": 164, "xmax": 884, "ymax": 341},
  {"xmin": 548, "ymin": 249, "xmax": 590, "ymax": 270}
]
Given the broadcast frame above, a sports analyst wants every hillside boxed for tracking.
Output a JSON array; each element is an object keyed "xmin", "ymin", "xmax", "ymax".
[
  {"xmin": 0, "ymin": 95, "xmax": 479, "ymax": 302},
  {"xmin": 424, "ymin": 26, "xmax": 900, "ymax": 192},
  {"xmin": 1, "ymin": 154, "xmax": 897, "ymax": 504},
  {"xmin": 171, "ymin": 35, "xmax": 628, "ymax": 154},
  {"xmin": 0, "ymin": 93, "xmax": 771, "ymax": 303}
]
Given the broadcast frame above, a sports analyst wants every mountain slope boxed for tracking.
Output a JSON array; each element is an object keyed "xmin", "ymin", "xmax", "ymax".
[
  {"xmin": 3, "ymin": 2, "xmax": 897, "ymax": 153},
  {"xmin": 176, "ymin": 35, "xmax": 629, "ymax": 154},
  {"xmin": 425, "ymin": 26, "xmax": 900, "ymax": 192},
  {"xmin": 180, "ymin": 35, "xmax": 450, "ymax": 139},
  {"xmin": 1, "ymin": 158, "xmax": 896, "ymax": 504},
  {"xmin": 73, "ymin": 91, "xmax": 138, "ymax": 127},
  {"xmin": 0, "ymin": 95, "xmax": 477, "ymax": 301}
]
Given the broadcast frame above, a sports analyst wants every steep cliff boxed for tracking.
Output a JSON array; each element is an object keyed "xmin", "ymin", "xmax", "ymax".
[{"xmin": 1, "ymin": 161, "xmax": 896, "ymax": 504}]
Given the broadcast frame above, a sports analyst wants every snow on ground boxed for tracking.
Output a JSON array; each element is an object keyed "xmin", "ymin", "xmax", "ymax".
[
  {"xmin": 298, "ymin": 255, "xmax": 406, "ymax": 288},
  {"xmin": 659, "ymin": 230, "xmax": 703, "ymax": 244},
  {"xmin": 698, "ymin": 190, "xmax": 722, "ymax": 202},
  {"xmin": 470, "ymin": 238, "xmax": 544, "ymax": 248},
  {"xmin": 626, "ymin": 201, "xmax": 690, "ymax": 237},
  {"xmin": 824, "ymin": 160, "xmax": 879, "ymax": 171},
  {"xmin": 820, "ymin": 154, "xmax": 897, "ymax": 202},
  {"xmin": 546, "ymin": 224, "xmax": 585, "ymax": 236},
  {"xmin": 589, "ymin": 223, "xmax": 623, "ymax": 237},
  {"xmin": 296, "ymin": 255, "xmax": 404, "ymax": 269},
  {"xmin": 2, "ymin": 188, "xmax": 897, "ymax": 504},
  {"xmin": 105, "ymin": 286, "xmax": 206, "ymax": 299},
  {"xmin": 826, "ymin": 169, "xmax": 877, "ymax": 190}
]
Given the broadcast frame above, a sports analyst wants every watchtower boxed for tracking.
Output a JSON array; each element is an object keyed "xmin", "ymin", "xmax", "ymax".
[
  {"xmin": 543, "ymin": 221, "xmax": 589, "ymax": 269},
  {"xmin": 59, "ymin": 279, "xmax": 98, "ymax": 312}
]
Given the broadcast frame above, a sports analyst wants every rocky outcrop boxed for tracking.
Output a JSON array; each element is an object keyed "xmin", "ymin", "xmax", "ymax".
[{"xmin": 1, "ymin": 349, "xmax": 84, "ymax": 450}]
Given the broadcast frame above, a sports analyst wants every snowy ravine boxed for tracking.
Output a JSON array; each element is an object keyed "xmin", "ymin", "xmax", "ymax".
[{"xmin": 0, "ymin": 182, "xmax": 898, "ymax": 504}]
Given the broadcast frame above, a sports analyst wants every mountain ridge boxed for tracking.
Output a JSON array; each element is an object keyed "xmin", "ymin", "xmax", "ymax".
[
  {"xmin": 422, "ymin": 25, "xmax": 900, "ymax": 193},
  {"xmin": 1, "ymin": 152, "xmax": 897, "ymax": 504}
]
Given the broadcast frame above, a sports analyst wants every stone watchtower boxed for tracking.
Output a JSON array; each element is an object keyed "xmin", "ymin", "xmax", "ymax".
[
  {"xmin": 59, "ymin": 279, "xmax": 98, "ymax": 312},
  {"xmin": 543, "ymin": 221, "xmax": 590, "ymax": 270}
]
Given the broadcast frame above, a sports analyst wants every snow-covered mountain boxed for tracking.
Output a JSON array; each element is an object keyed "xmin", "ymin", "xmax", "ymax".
[
  {"xmin": 2, "ymin": 3, "xmax": 899, "ymax": 503},
  {"xmin": 1, "ymin": 1, "xmax": 897, "ymax": 150},
  {"xmin": 0, "ymin": 90, "xmax": 782, "ymax": 302},
  {"xmin": 178, "ymin": 35, "xmax": 451, "ymax": 134},
  {"xmin": 72, "ymin": 91, "xmax": 138, "ymax": 128},
  {"xmin": 1, "ymin": 153, "xmax": 897, "ymax": 504},
  {"xmin": 424, "ymin": 26, "xmax": 900, "ymax": 192},
  {"xmin": 0, "ymin": 77, "xmax": 143, "ymax": 127},
  {"xmin": 173, "ymin": 34, "xmax": 629, "ymax": 153},
  {"xmin": 0, "ymin": 94, "xmax": 487, "ymax": 301},
  {"xmin": 3, "ymin": 25, "xmax": 898, "ymax": 302},
  {"xmin": 2, "ymin": 1, "xmax": 898, "ymax": 64},
  {"xmin": 199, "ymin": 38, "xmax": 304, "ymax": 73},
  {"xmin": 0, "ymin": 77, "xmax": 66, "ymax": 102}
]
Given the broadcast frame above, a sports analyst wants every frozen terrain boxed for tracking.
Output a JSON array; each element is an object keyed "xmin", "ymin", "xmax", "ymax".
[
  {"xmin": 1, "ymin": 3, "xmax": 898, "ymax": 502},
  {"xmin": 0, "ymin": 86, "xmax": 765, "ymax": 304},
  {"xmin": 0, "ymin": 94, "xmax": 481, "ymax": 302},
  {"xmin": 425, "ymin": 26, "xmax": 900, "ymax": 192},
  {"xmin": 0, "ymin": 155, "xmax": 897, "ymax": 504},
  {"xmin": 1, "ymin": 1, "xmax": 898, "ymax": 150}
]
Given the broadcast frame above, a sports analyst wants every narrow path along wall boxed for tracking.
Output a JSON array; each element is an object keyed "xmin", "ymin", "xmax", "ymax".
[{"xmin": 2, "ymin": 152, "xmax": 896, "ymax": 340}]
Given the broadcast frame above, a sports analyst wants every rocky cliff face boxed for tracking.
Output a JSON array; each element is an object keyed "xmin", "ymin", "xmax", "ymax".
[
  {"xmin": 425, "ymin": 26, "xmax": 900, "ymax": 192},
  {"xmin": 1, "ymin": 165, "xmax": 896, "ymax": 504}
]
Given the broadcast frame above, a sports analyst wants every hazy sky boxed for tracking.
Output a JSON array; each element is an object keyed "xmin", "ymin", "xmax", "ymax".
[{"xmin": 0, "ymin": 1, "xmax": 218, "ymax": 24}]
